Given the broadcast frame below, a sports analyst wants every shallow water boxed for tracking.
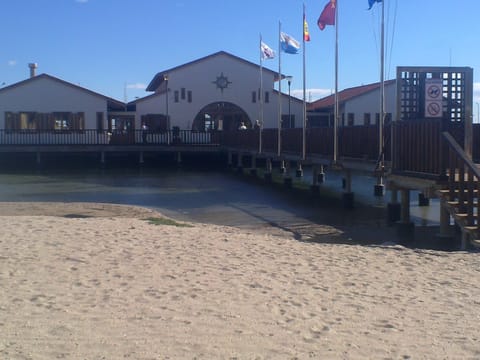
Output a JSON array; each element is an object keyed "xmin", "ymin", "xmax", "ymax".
[
  {"xmin": 0, "ymin": 166, "xmax": 315, "ymax": 224},
  {"xmin": 0, "ymin": 165, "xmax": 399, "ymax": 243}
]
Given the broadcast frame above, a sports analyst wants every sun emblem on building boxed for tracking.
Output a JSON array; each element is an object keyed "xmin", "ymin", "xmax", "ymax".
[{"xmin": 212, "ymin": 72, "xmax": 232, "ymax": 93}]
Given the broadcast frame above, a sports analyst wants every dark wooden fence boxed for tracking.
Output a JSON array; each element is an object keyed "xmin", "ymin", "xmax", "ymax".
[{"xmin": 1, "ymin": 121, "xmax": 478, "ymax": 180}]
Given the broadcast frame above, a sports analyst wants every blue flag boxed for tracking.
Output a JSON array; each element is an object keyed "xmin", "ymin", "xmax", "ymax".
[
  {"xmin": 368, "ymin": 0, "xmax": 382, "ymax": 10},
  {"xmin": 280, "ymin": 32, "xmax": 300, "ymax": 54}
]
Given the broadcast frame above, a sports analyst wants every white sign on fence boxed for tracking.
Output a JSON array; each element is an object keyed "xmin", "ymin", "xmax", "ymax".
[{"xmin": 424, "ymin": 78, "xmax": 443, "ymax": 118}]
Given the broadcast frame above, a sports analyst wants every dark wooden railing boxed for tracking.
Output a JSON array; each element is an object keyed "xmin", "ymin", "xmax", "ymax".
[
  {"xmin": 439, "ymin": 132, "xmax": 480, "ymax": 246},
  {"xmin": 392, "ymin": 119, "xmax": 443, "ymax": 177},
  {"xmin": 1, "ymin": 122, "xmax": 478, "ymax": 181},
  {"xmin": 0, "ymin": 129, "xmax": 219, "ymax": 146}
]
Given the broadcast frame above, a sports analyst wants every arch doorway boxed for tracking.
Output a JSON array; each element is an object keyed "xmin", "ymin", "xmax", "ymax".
[{"xmin": 192, "ymin": 102, "xmax": 251, "ymax": 131}]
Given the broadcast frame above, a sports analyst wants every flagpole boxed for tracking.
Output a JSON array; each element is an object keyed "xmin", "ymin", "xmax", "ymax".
[
  {"xmin": 277, "ymin": 21, "xmax": 282, "ymax": 157},
  {"xmin": 379, "ymin": 0, "xmax": 385, "ymax": 170},
  {"xmin": 302, "ymin": 3, "xmax": 307, "ymax": 161},
  {"xmin": 333, "ymin": 0, "xmax": 339, "ymax": 165},
  {"xmin": 259, "ymin": 33, "xmax": 264, "ymax": 154},
  {"xmin": 375, "ymin": 0, "xmax": 386, "ymax": 193}
]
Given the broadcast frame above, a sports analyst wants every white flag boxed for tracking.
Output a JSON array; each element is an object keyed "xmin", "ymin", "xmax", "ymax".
[{"xmin": 260, "ymin": 41, "xmax": 275, "ymax": 60}]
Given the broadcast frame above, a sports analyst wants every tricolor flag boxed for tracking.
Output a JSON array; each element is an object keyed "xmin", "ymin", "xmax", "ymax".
[
  {"xmin": 317, "ymin": 0, "xmax": 336, "ymax": 31},
  {"xmin": 368, "ymin": 0, "xmax": 382, "ymax": 10},
  {"xmin": 280, "ymin": 32, "xmax": 300, "ymax": 54},
  {"xmin": 260, "ymin": 41, "xmax": 275, "ymax": 60},
  {"xmin": 303, "ymin": 15, "xmax": 311, "ymax": 42}
]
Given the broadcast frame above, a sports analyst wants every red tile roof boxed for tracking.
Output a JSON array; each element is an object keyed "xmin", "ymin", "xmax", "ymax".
[{"xmin": 307, "ymin": 79, "xmax": 395, "ymax": 110}]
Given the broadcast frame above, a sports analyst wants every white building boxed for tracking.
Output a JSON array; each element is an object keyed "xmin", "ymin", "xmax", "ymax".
[
  {"xmin": 307, "ymin": 80, "xmax": 396, "ymax": 127},
  {"xmin": 134, "ymin": 51, "xmax": 305, "ymax": 132},
  {"xmin": 0, "ymin": 72, "xmax": 125, "ymax": 136}
]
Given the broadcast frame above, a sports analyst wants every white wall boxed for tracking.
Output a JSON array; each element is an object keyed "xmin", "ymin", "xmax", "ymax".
[
  {"xmin": 136, "ymin": 53, "xmax": 305, "ymax": 130},
  {"xmin": 0, "ymin": 76, "xmax": 108, "ymax": 129},
  {"xmin": 343, "ymin": 82, "xmax": 396, "ymax": 125}
]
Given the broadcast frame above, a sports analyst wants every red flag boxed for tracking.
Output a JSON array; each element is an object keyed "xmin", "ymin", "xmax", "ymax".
[{"xmin": 317, "ymin": 0, "xmax": 336, "ymax": 31}]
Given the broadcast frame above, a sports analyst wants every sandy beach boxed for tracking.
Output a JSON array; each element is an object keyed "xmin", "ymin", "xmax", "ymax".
[{"xmin": 1, "ymin": 202, "xmax": 479, "ymax": 359}]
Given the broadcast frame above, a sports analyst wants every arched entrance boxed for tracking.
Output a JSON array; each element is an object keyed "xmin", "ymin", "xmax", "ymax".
[{"xmin": 192, "ymin": 102, "xmax": 251, "ymax": 131}]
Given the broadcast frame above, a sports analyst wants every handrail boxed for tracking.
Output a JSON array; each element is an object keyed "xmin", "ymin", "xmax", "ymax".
[
  {"xmin": 0, "ymin": 129, "xmax": 219, "ymax": 146},
  {"xmin": 442, "ymin": 131, "xmax": 480, "ymax": 230},
  {"xmin": 443, "ymin": 132, "xmax": 480, "ymax": 179}
]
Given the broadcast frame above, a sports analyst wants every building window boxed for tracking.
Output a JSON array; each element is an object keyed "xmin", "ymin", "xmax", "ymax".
[
  {"xmin": 5, "ymin": 111, "xmax": 84, "ymax": 131},
  {"xmin": 187, "ymin": 91, "xmax": 192, "ymax": 103},
  {"xmin": 341, "ymin": 113, "xmax": 345, "ymax": 126},
  {"xmin": 53, "ymin": 112, "xmax": 72, "ymax": 130},
  {"xmin": 265, "ymin": 92, "xmax": 269, "ymax": 103},
  {"xmin": 252, "ymin": 91, "xmax": 256, "ymax": 103},
  {"xmin": 375, "ymin": 113, "xmax": 380, "ymax": 125},
  {"xmin": 181, "ymin": 88, "xmax": 186, "ymax": 100},
  {"xmin": 5, "ymin": 112, "xmax": 18, "ymax": 130},
  {"xmin": 96, "ymin": 112, "xmax": 104, "ymax": 132},
  {"xmin": 281, "ymin": 114, "xmax": 295, "ymax": 128},
  {"xmin": 174, "ymin": 90, "xmax": 179, "ymax": 103},
  {"xmin": 385, "ymin": 112, "xmax": 392, "ymax": 124},
  {"xmin": 363, "ymin": 113, "xmax": 371, "ymax": 126},
  {"xmin": 347, "ymin": 113, "xmax": 354, "ymax": 126}
]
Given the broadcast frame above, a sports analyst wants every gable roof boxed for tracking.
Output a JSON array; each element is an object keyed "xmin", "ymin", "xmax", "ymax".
[
  {"xmin": 307, "ymin": 79, "xmax": 396, "ymax": 111},
  {"xmin": 146, "ymin": 51, "xmax": 281, "ymax": 92},
  {"xmin": 0, "ymin": 73, "xmax": 125, "ymax": 109}
]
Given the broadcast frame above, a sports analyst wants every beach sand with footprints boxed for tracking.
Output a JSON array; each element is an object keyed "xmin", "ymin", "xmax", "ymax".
[{"xmin": 0, "ymin": 202, "xmax": 479, "ymax": 359}]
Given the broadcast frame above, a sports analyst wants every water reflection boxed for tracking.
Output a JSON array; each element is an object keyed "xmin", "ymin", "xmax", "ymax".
[{"xmin": 0, "ymin": 164, "xmax": 440, "ymax": 244}]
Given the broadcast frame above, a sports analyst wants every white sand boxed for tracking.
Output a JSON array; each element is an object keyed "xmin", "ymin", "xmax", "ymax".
[{"xmin": 0, "ymin": 203, "xmax": 479, "ymax": 359}]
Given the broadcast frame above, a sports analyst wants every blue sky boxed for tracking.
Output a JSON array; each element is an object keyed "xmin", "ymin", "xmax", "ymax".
[{"xmin": 2, "ymin": 0, "xmax": 480, "ymax": 112}]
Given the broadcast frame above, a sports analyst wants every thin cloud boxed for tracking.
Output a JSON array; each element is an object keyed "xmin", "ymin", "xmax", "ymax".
[
  {"xmin": 291, "ymin": 88, "xmax": 333, "ymax": 102},
  {"xmin": 127, "ymin": 83, "xmax": 147, "ymax": 90},
  {"xmin": 7, "ymin": 60, "xmax": 17, "ymax": 66},
  {"xmin": 75, "ymin": 0, "xmax": 88, "ymax": 3}
]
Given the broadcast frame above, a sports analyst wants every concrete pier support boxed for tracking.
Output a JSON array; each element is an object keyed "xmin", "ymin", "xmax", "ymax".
[
  {"xmin": 249, "ymin": 155, "xmax": 257, "ymax": 176},
  {"xmin": 295, "ymin": 161, "xmax": 303, "ymax": 178},
  {"xmin": 227, "ymin": 151, "xmax": 233, "ymax": 168},
  {"xmin": 342, "ymin": 168, "xmax": 354, "ymax": 209},
  {"xmin": 36, "ymin": 152, "xmax": 41, "ymax": 167},
  {"xmin": 100, "ymin": 151, "xmax": 106, "ymax": 167},
  {"xmin": 374, "ymin": 174, "xmax": 385, "ymax": 197},
  {"xmin": 436, "ymin": 201, "xmax": 455, "ymax": 250},
  {"xmin": 439, "ymin": 202, "xmax": 451, "ymax": 237},
  {"xmin": 176, "ymin": 151, "xmax": 182, "ymax": 166},
  {"xmin": 264, "ymin": 158, "xmax": 273, "ymax": 182},
  {"xmin": 139, "ymin": 151, "xmax": 144, "ymax": 165},
  {"xmin": 397, "ymin": 188, "xmax": 415, "ymax": 239},
  {"xmin": 317, "ymin": 164, "xmax": 325, "ymax": 184},
  {"xmin": 310, "ymin": 166, "xmax": 320, "ymax": 194},
  {"xmin": 236, "ymin": 153, "xmax": 243, "ymax": 173},
  {"xmin": 387, "ymin": 189, "xmax": 401, "ymax": 225},
  {"xmin": 283, "ymin": 160, "xmax": 292, "ymax": 188}
]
